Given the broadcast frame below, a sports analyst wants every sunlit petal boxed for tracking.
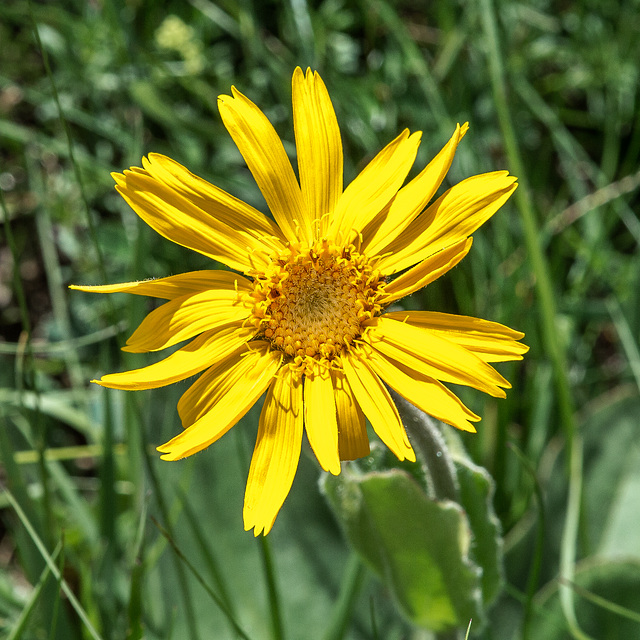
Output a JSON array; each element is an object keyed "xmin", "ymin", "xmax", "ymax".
[
  {"xmin": 70, "ymin": 270, "xmax": 253, "ymax": 300},
  {"xmin": 328, "ymin": 130, "xmax": 421, "ymax": 246},
  {"xmin": 293, "ymin": 67, "xmax": 343, "ymax": 239},
  {"xmin": 332, "ymin": 368, "xmax": 369, "ymax": 461},
  {"xmin": 363, "ymin": 122, "xmax": 469, "ymax": 254},
  {"xmin": 362, "ymin": 342, "xmax": 480, "ymax": 432},
  {"xmin": 142, "ymin": 153, "xmax": 286, "ymax": 249},
  {"xmin": 377, "ymin": 171, "xmax": 517, "ymax": 274},
  {"xmin": 123, "ymin": 288, "xmax": 253, "ymax": 353},
  {"xmin": 218, "ymin": 86, "xmax": 310, "ymax": 244},
  {"xmin": 342, "ymin": 350, "xmax": 415, "ymax": 462},
  {"xmin": 378, "ymin": 238, "xmax": 472, "ymax": 305},
  {"xmin": 364, "ymin": 317, "xmax": 510, "ymax": 398},
  {"xmin": 113, "ymin": 170, "xmax": 272, "ymax": 272},
  {"xmin": 96, "ymin": 324, "xmax": 255, "ymax": 390},
  {"xmin": 243, "ymin": 366, "xmax": 304, "ymax": 535},
  {"xmin": 176, "ymin": 341, "xmax": 275, "ymax": 427},
  {"xmin": 385, "ymin": 310, "xmax": 529, "ymax": 363},
  {"xmin": 158, "ymin": 343, "xmax": 281, "ymax": 460},
  {"xmin": 303, "ymin": 361, "xmax": 340, "ymax": 474}
]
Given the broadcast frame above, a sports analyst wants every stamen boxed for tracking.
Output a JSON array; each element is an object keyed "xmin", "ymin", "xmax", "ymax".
[{"xmin": 252, "ymin": 242, "xmax": 383, "ymax": 375}]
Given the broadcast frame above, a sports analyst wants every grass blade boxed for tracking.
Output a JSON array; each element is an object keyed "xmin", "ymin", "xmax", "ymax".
[
  {"xmin": 323, "ymin": 554, "xmax": 367, "ymax": 640},
  {"xmin": 150, "ymin": 517, "xmax": 254, "ymax": 640},
  {"xmin": 6, "ymin": 542, "xmax": 61, "ymax": 640},
  {"xmin": 4, "ymin": 489, "xmax": 104, "ymax": 640}
]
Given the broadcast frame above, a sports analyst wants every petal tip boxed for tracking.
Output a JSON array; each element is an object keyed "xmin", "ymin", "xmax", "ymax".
[
  {"xmin": 157, "ymin": 443, "xmax": 182, "ymax": 459},
  {"xmin": 404, "ymin": 447, "xmax": 417, "ymax": 463},
  {"xmin": 243, "ymin": 513, "xmax": 271, "ymax": 537}
]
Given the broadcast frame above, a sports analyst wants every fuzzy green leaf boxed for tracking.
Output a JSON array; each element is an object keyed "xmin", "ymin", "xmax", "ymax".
[
  {"xmin": 455, "ymin": 458, "xmax": 504, "ymax": 607},
  {"xmin": 323, "ymin": 468, "xmax": 483, "ymax": 632}
]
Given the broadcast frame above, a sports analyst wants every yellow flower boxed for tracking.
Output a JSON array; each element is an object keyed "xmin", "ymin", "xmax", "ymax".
[{"xmin": 72, "ymin": 67, "xmax": 527, "ymax": 535}]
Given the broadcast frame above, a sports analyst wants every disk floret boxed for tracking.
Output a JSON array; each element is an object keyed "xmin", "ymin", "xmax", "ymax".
[{"xmin": 252, "ymin": 241, "xmax": 384, "ymax": 372}]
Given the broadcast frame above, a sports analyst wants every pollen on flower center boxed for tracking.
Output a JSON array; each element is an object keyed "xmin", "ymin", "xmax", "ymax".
[{"xmin": 252, "ymin": 241, "xmax": 384, "ymax": 371}]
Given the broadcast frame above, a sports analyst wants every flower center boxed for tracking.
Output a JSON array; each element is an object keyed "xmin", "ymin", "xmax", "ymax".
[{"xmin": 252, "ymin": 241, "xmax": 383, "ymax": 373}]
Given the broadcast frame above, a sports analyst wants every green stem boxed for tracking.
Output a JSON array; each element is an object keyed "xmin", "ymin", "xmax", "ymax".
[
  {"xmin": 559, "ymin": 437, "xmax": 594, "ymax": 640},
  {"xmin": 142, "ymin": 446, "xmax": 202, "ymax": 640},
  {"xmin": 151, "ymin": 518, "xmax": 253, "ymax": 640},
  {"xmin": 29, "ymin": 157, "xmax": 85, "ymax": 395},
  {"xmin": 27, "ymin": 0, "xmax": 108, "ymax": 285},
  {"xmin": 480, "ymin": 5, "xmax": 588, "ymax": 638},
  {"xmin": 48, "ymin": 534, "xmax": 65, "ymax": 640},
  {"xmin": 370, "ymin": 0, "xmax": 451, "ymax": 127},
  {"xmin": 509, "ymin": 444, "xmax": 546, "ymax": 640},
  {"xmin": 259, "ymin": 535, "xmax": 286, "ymax": 640},
  {"xmin": 392, "ymin": 391, "xmax": 459, "ymax": 502},
  {"xmin": 479, "ymin": 0, "xmax": 576, "ymax": 459},
  {"xmin": 323, "ymin": 554, "xmax": 367, "ymax": 640},
  {"xmin": 392, "ymin": 393, "xmax": 464, "ymax": 640},
  {"xmin": 235, "ymin": 429, "xmax": 286, "ymax": 640}
]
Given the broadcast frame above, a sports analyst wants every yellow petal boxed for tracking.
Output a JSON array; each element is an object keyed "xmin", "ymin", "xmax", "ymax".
[
  {"xmin": 365, "ymin": 316, "xmax": 510, "ymax": 398},
  {"xmin": 70, "ymin": 270, "xmax": 253, "ymax": 300},
  {"xmin": 378, "ymin": 237, "xmax": 472, "ymax": 305},
  {"xmin": 332, "ymin": 369, "xmax": 369, "ymax": 461},
  {"xmin": 342, "ymin": 351, "xmax": 415, "ymax": 462},
  {"xmin": 94, "ymin": 324, "xmax": 255, "ymax": 390},
  {"xmin": 303, "ymin": 361, "xmax": 340, "ymax": 475},
  {"xmin": 123, "ymin": 289, "xmax": 253, "ymax": 353},
  {"xmin": 218, "ymin": 87, "xmax": 310, "ymax": 245},
  {"xmin": 327, "ymin": 129, "xmax": 422, "ymax": 246},
  {"xmin": 377, "ymin": 171, "xmax": 518, "ymax": 274},
  {"xmin": 363, "ymin": 123, "xmax": 469, "ymax": 254},
  {"xmin": 177, "ymin": 341, "xmax": 274, "ymax": 427},
  {"xmin": 113, "ymin": 170, "xmax": 271, "ymax": 273},
  {"xmin": 292, "ymin": 67, "xmax": 343, "ymax": 239},
  {"xmin": 243, "ymin": 365, "xmax": 304, "ymax": 535},
  {"xmin": 385, "ymin": 310, "xmax": 529, "ymax": 363},
  {"xmin": 362, "ymin": 343, "xmax": 479, "ymax": 432},
  {"xmin": 141, "ymin": 153, "xmax": 286, "ymax": 253},
  {"xmin": 158, "ymin": 343, "xmax": 281, "ymax": 460}
]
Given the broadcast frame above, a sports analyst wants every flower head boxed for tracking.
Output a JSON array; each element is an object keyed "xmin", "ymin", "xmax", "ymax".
[{"xmin": 72, "ymin": 68, "xmax": 527, "ymax": 535}]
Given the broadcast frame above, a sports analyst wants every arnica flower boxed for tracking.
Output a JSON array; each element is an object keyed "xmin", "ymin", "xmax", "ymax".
[{"xmin": 72, "ymin": 67, "xmax": 527, "ymax": 535}]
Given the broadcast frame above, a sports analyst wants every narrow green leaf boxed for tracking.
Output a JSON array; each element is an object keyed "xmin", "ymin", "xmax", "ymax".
[
  {"xmin": 4, "ymin": 489, "xmax": 104, "ymax": 640},
  {"xmin": 323, "ymin": 554, "xmax": 367, "ymax": 640},
  {"xmin": 530, "ymin": 560, "xmax": 640, "ymax": 640},
  {"xmin": 151, "ymin": 517, "xmax": 254, "ymax": 640},
  {"xmin": 126, "ymin": 556, "xmax": 145, "ymax": 640},
  {"xmin": 6, "ymin": 543, "xmax": 61, "ymax": 640}
]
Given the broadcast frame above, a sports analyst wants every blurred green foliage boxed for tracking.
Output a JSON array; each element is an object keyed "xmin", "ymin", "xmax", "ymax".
[{"xmin": 1, "ymin": 0, "xmax": 640, "ymax": 638}]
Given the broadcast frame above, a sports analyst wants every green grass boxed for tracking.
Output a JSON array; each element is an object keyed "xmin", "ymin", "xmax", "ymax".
[{"xmin": 2, "ymin": 0, "xmax": 640, "ymax": 638}]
